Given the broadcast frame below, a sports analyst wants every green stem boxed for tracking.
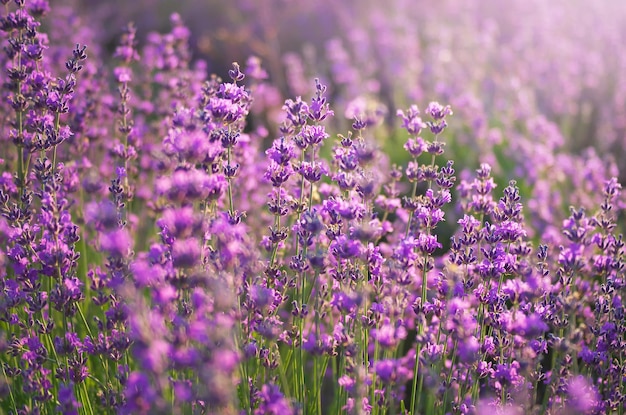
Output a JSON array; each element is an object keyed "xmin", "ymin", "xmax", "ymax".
[
  {"xmin": 1, "ymin": 359, "xmax": 17, "ymax": 413},
  {"xmin": 227, "ymin": 145, "xmax": 234, "ymax": 216},
  {"xmin": 441, "ymin": 346, "xmax": 458, "ymax": 413},
  {"xmin": 414, "ymin": 254, "xmax": 430, "ymax": 411}
]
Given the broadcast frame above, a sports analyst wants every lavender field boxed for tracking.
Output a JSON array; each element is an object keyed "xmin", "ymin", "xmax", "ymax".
[{"xmin": 1, "ymin": 0, "xmax": 625, "ymax": 414}]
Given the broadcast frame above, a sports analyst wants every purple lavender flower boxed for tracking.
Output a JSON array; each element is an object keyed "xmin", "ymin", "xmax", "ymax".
[
  {"xmin": 397, "ymin": 105, "xmax": 426, "ymax": 136},
  {"xmin": 255, "ymin": 383, "xmax": 296, "ymax": 415},
  {"xmin": 566, "ymin": 376, "xmax": 602, "ymax": 414},
  {"xmin": 99, "ymin": 229, "xmax": 132, "ymax": 258}
]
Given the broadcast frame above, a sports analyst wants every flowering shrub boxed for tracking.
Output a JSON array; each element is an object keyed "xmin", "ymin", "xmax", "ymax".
[{"xmin": 0, "ymin": 1, "xmax": 624, "ymax": 415}]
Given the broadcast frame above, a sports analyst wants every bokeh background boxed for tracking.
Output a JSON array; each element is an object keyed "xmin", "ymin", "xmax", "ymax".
[{"xmin": 66, "ymin": 0, "xmax": 626, "ymax": 171}]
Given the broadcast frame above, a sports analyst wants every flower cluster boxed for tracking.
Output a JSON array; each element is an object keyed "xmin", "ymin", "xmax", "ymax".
[{"xmin": 0, "ymin": 1, "xmax": 624, "ymax": 415}]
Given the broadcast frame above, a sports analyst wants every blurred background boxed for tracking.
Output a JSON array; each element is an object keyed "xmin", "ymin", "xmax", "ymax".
[
  {"xmin": 51, "ymin": 0, "xmax": 626, "ymax": 193},
  {"xmin": 69, "ymin": 0, "xmax": 626, "ymax": 149}
]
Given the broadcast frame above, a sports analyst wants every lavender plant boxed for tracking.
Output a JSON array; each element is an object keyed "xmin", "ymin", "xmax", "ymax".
[{"xmin": 0, "ymin": 1, "xmax": 625, "ymax": 415}]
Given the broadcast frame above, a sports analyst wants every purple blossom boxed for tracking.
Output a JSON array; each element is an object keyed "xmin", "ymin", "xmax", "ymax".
[
  {"xmin": 397, "ymin": 105, "xmax": 426, "ymax": 135},
  {"xmin": 255, "ymin": 384, "xmax": 296, "ymax": 415},
  {"xmin": 299, "ymin": 124, "xmax": 329, "ymax": 147},
  {"xmin": 100, "ymin": 229, "xmax": 132, "ymax": 258},
  {"xmin": 331, "ymin": 235, "xmax": 363, "ymax": 259},
  {"xmin": 566, "ymin": 376, "xmax": 601, "ymax": 414},
  {"xmin": 371, "ymin": 319, "xmax": 407, "ymax": 348},
  {"xmin": 56, "ymin": 384, "xmax": 80, "ymax": 415},
  {"xmin": 266, "ymin": 138, "xmax": 296, "ymax": 165},
  {"xmin": 425, "ymin": 102, "xmax": 453, "ymax": 120},
  {"xmin": 307, "ymin": 78, "xmax": 334, "ymax": 122},
  {"xmin": 416, "ymin": 233, "xmax": 442, "ymax": 254},
  {"xmin": 171, "ymin": 237, "xmax": 201, "ymax": 268},
  {"xmin": 331, "ymin": 291, "xmax": 361, "ymax": 313}
]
